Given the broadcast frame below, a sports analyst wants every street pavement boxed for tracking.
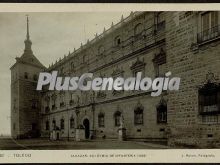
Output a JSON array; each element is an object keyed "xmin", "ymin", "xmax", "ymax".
[{"xmin": 0, "ymin": 138, "xmax": 170, "ymax": 150}]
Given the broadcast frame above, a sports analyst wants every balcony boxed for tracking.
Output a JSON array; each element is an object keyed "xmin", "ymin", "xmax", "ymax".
[{"xmin": 197, "ymin": 25, "xmax": 220, "ymax": 44}]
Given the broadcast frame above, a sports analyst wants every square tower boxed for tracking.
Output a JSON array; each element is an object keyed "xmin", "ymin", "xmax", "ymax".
[{"xmin": 10, "ymin": 16, "xmax": 45, "ymax": 139}]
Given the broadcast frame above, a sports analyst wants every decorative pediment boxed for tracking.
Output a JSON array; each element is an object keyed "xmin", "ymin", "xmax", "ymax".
[
  {"xmin": 134, "ymin": 101, "xmax": 144, "ymax": 111},
  {"xmin": 112, "ymin": 67, "xmax": 124, "ymax": 77},
  {"xmin": 152, "ymin": 48, "xmax": 166, "ymax": 65},
  {"xmin": 130, "ymin": 57, "xmax": 146, "ymax": 71},
  {"xmin": 157, "ymin": 97, "xmax": 167, "ymax": 109},
  {"xmin": 199, "ymin": 72, "xmax": 220, "ymax": 94},
  {"xmin": 114, "ymin": 110, "xmax": 121, "ymax": 117},
  {"xmin": 98, "ymin": 112, "xmax": 105, "ymax": 117},
  {"xmin": 199, "ymin": 82, "xmax": 220, "ymax": 95},
  {"xmin": 205, "ymin": 72, "xmax": 219, "ymax": 84}
]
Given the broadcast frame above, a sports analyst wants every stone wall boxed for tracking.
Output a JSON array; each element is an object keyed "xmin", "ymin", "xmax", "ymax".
[
  {"xmin": 11, "ymin": 62, "xmax": 43, "ymax": 138},
  {"xmin": 166, "ymin": 11, "xmax": 220, "ymax": 148}
]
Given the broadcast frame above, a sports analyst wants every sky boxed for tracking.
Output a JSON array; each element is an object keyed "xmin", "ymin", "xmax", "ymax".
[{"xmin": 0, "ymin": 12, "xmax": 130, "ymax": 135}]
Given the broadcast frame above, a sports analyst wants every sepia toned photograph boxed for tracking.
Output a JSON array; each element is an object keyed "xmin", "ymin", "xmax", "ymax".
[{"xmin": 1, "ymin": 10, "xmax": 220, "ymax": 151}]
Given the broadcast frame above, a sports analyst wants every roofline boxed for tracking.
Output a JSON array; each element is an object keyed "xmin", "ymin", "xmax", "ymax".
[{"xmin": 10, "ymin": 59, "xmax": 46, "ymax": 71}]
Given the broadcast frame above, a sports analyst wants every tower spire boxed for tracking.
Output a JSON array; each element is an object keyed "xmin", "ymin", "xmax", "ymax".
[
  {"xmin": 23, "ymin": 15, "xmax": 33, "ymax": 55},
  {"xmin": 26, "ymin": 15, "xmax": 30, "ymax": 40}
]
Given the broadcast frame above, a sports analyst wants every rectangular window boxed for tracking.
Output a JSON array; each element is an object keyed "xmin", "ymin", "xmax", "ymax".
[
  {"xmin": 52, "ymin": 120, "xmax": 56, "ymax": 130},
  {"xmin": 134, "ymin": 113, "xmax": 143, "ymax": 125},
  {"xmin": 114, "ymin": 112, "xmax": 121, "ymax": 127},
  {"xmin": 202, "ymin": 12, "xmax": 218, "ymax": 31},
  {"xmin": 134, "ymin": 108, "xmax": 144, "ymax": 125},
  {"xmin": 60, "ymin": 119, "xmax": 64, "ymax": 130},
  {"xmin": 69, "ymin": 93, "xmax": 74, "ymax": 105},
  {"xmin": 157, "ymin": 103, "xmax": 167, "ymax": 124},
  {"xmin": 199, "ymin": 92, "xmax": 219, "ymax": 114},
  {"xmin": 98, "ymin": 115, "xmax": 105, "ymax": 127},
  {"xmin": 60, "ymin": 93, "xmax": 65, "ymax": 107},
  {"xmin": 115, "ymin": 116, "xmax": 120, "ymax": 126},
  {"xmin": 157, "ymin": 111, "xmax": 167, "ymax": 123},
  {"xmin": 202, "ymin": 12, "xmax": 210, "ymax": 31},
  {"xmin": 200, "ymin": 11, "xmax": 219, "ymax": 42},
  {"xmin": 46, "ymin": 121, "xmax": 49, "ymax": 130},
  {"xmin": 70, "ymin": 118, "xmax": 74, "ymax": 129},
  {"xmin": 24, "ymin": 72, "xmax": 28, "ymax": 79},
  {"xmin": 199, "ymin": 82, "xmax": 220, "ymax": 125}
]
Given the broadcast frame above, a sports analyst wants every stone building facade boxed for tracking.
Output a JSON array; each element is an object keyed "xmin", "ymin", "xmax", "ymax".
[{"xmin": 11, "ymin": 11, "xmax": 220, "ymax": 148}]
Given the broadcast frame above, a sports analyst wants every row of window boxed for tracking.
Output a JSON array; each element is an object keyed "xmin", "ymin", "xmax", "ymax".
[
  {"xmin": 46, "ymin": 118, "xmax": 74, "ymax": 131},
  {"xmin": 198, "ymin": 81, "xmax": 220, "ymax": 116},
  {"xmin": 24, "ymin": 72, "xmax": 38, "ymax": 81},
  {"xmin": 45, "ymin": 105, "xmax": 167, "ymax": 130},
  {"xmin": 198, "ymin": 11, "xmax": 219, "ymax": 43},
  {"xmin": 45, "ymin": 12, "xmax": 220, "ymax": 83},
  {"xmin": 59, "ymin": 18, "xmax": 165, "ymax": 73},
  {"xmin": 44, "ymin": 52, "xmax": 166, "ymax": 111}
]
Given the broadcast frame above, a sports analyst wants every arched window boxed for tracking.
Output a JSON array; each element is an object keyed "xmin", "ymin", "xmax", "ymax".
[
  {"xmin": 114, "ymin": 36, "xmax": 121, "ymax": 46},
  {"xmin": 134, "ymin": 23, "xmax": 144, "ymax": 36},
  {"xmin": 114, "ymin": 111, "xmax": 121, "ymax": 126},
  {"xmin": 70, "ymin": 117, "xmax": 74, "ymax": 129},
  {"xmin": 60, "ymin": 118, "xmax": 65, "ymax": 130},
  {"xmin": 134, "ymin": 107, "xmax": 144, "ymax": 125},
  {"xmin": 157, "ymin": 102, "xmax": 167, "ymax": 123},
  {"xmin": 46, "ymin": 120, "xmax": 50, "ymax": 130},
  {"xmin": 98, "ymin": 113, "xmax": 105, "ymax": 127}
]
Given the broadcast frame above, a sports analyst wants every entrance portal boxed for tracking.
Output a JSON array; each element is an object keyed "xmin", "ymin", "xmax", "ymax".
[{"xmin": 83, "ymin": 119, "xmax": 90, "ymax": 139}]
